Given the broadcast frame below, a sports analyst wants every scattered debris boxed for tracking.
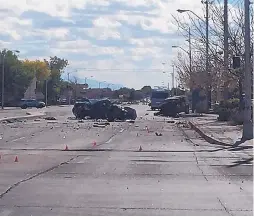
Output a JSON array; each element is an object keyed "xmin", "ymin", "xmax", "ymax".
[
  {"xmin": 155, "ymin": 132, "xmax": 162, "ymax": 136},
  {"xmin": 45, "ymin": 117, "xmax": 57, "ymax": 121},
  {"xmin": 139, "ymin": 146, "xmax": 143, "ymax": 151},
  {"xmin": 78, "ymin": 120, "xmax": 84, "ymax": 123},
  {"xmin": 93, "ymin": 124, "xmax": 106, "ymax": 128},
  {"xmin": 167, "ymin": 120, "xmax": 175, "ymax": 123},
  {"xmin": 34, "ymin": 119, "xmax": 41, "ymax": 122},
  {"xmin": 145, "ymin": 113, "xmax": 149, "ymax": 116},
  {"xmin": 126, "ymin": 120, "xmax": 135, "ymax": 123},
  {"xmin": 67, "ymin": 117, "xmax": 76, "ymax": 120},
  {"xmin": 6, "ymin": 119, "xmax": 14, "ymax": 123}
]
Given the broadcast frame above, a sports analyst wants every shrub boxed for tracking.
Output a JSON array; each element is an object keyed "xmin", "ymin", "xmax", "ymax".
[{"xmin": 217, "ymin": 98, "xmax": 240, "ymax": 122}]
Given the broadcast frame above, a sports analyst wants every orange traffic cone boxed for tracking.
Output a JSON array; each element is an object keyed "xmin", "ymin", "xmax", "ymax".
[
  {"xmin": 14, "ymin": 156, "xmax": 18, "ymax": 162},
  {"xmin": 139, "ymin": 146, "xmax": 143, "ymax": 151},
  {"xmin": 64, "ymin": 145, "xmax": 69, "ymax": 151}
]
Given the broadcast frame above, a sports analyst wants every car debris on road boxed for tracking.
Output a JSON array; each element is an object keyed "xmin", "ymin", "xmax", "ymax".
[
  {"xmin": 154, "ymin": 95, "xmax": 189, "ymax": 117},
  {"xmin": 72, "ymin": 99, "xmax": 137, "ymax": 122},
  {"xmin": 45, "ymin": 117, "xmax": 57, "ymax": 121},
  {"xmin": 155, "ymin": 132, "xmax": 163, "ymax": 136}
]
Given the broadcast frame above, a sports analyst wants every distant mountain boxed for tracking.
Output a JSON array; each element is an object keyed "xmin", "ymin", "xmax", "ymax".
[{"xmin": 61, "ymin": 75, "xmax": 124, "ymax": 90}]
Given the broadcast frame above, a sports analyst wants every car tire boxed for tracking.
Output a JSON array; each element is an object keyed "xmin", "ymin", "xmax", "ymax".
[
  {"xmin": 21, "ymin": 105, "xmax": 27, "ymax": 109},
  {"xmin": 185, "ymin": 105, "xmax": 190, "ymax": 114}
]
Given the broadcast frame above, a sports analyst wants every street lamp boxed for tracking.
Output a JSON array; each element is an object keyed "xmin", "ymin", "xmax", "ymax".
[
  {"xmin": 84, "ymin": 75, "xmax": 93, "ymax": 87},
  {"xmin": 177, "ymin": 6, "xmax": 210, "ymax": 110},
  {"xmin": 176, "ymin": 9, "xmax": 204, "ymax": 21},
  {"xmin": 1, "ymin": 49, "xmax": 20, "ymax": 109}
]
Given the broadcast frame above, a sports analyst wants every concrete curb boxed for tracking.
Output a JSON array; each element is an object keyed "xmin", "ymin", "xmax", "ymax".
[
  {"xmin": 188, "ymin": 120, "xmax": 232, "ymax": 147},
  {"xmin": 0, "ymin": 113, "xmax": 46, "ymax": 123}
]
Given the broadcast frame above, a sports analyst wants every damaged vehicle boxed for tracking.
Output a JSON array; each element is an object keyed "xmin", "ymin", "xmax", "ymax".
[
  {"xmin": 72, "ymin": 99, "xmax": 137, "ymax": 121},
  {"xmin": 154, "ymin": 95, "xmax": 190, "ymax": 117}
]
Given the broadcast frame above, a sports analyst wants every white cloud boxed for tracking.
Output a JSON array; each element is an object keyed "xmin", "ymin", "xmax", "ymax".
[
  {"xmin": 93, "ymin": 17, "xmax": 122, "ymax": 28},
  {"xmin": 0, "ymin": 0, "xmax": 215, "ymax": 88},
  {"xmin": 85, "ymin": 28, "xmax": 121, "ymax": 40}
]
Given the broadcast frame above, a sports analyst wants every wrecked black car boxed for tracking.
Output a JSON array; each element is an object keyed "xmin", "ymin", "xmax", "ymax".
[
  {"xmin": 72, "ymin": 99, "xmax": 137, "ymax": 121},
  {"xmin": 154, "ymin": 95, "xmax": 190, "ymax": 117}
]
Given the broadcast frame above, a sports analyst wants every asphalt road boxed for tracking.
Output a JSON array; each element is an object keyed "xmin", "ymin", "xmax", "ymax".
[{"xmin": 0, "ymin": 105, "xmax": 252, "ymax": 215}]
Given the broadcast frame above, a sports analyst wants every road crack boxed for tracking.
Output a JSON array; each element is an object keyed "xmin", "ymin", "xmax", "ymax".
[
  {"xmin": 0, "ymin": 156, "xmax": 79, "ymax": 199},
  {"xmin": 217, "ymin": 197, "xmax": 232, "ymax": 215}
]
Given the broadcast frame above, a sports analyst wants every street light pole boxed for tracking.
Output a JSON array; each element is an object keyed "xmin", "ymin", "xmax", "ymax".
[
  {"xmin": 204, "ymin": 0, "xmax": 210, "ymax": 111},
  {"xmin": 1, "ymin": 53, "xmax": 5, "ymax": 109},
  {"xmin": 188, "ymin": 27, "xmax": 192, "ymax": 86},
  {"xmin": 224, "ymin": 0, "xmax": 229, "ymax": 97},
  {"xmin": 45, "ymin": 79, "xmax": 48, "ymax": 107},
  {"xmin": 242, "ymin": 0, "xmax": 253, "ymax": 140}
]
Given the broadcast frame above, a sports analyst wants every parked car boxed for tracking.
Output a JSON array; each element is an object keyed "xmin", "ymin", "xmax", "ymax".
[
  {"xmin": 20, "ymin": 99, "xmax": 45, "ymax": 109},
  {"xmin": 72, "ymin": 99, "xmax": 137, "ymax": 121},
  {"xmin": 155, "ymin": 95, "xmax": 189, "ymax": 117}
]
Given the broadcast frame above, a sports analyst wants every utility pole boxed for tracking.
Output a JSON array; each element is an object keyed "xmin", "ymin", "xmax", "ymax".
[
  {"xmin": 205, "ymin": 0, "xmax": 210, "ymax": 110},
  {"xmin": 188, "ymin": 27, "xmax": 192, "ymax": 96},
  {"xmin": 189, "ymin": 27, "xmax": 192, "ymax": 77},
  {"xmin": 45, "ymin": 79, "xmax": 48, "ymax": 107},
  {"xmin": 171, "ymin": 65, "xmax": 175, "ymax": 96},
  {"xmin": 242, "ymin": 0, "xmax": 253, "ymax": 140},
  {"xmin": 202, "ymin": 0, "xmax": 210, "ymax": 111},
  {"xmin": 67, "ymin": 72, "xmax": 71, "ymax": 106},
  {"xmin": 223, "ymin": 0, "xmax": 229, "ymax": 101},
  {"xmin": 1, "ymin": 53, "xmax": 4, "ymax": 109}
]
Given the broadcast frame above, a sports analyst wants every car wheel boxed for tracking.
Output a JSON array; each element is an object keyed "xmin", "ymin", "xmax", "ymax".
[
  {"xmin": 21, "ymin": 105, "xmax": 27, "ymax": 109},
  {"xmin": 185, "ymin": 105, "xmax": 190, "ymax": 114}
]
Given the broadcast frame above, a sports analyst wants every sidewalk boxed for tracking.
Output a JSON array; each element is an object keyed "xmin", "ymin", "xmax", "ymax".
[
  {"xmin": 188, "ymin": 114, "xmax": 253, "ymax": 147},
  {"xmin": 0, "ymin": 109, "xmax": 29, "ymax": 119},
  {"xmin": 0, "ymin": 109, "xmax": 46, "ymax": 122}
]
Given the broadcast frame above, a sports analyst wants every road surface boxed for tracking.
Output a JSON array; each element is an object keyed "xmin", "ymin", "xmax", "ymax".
[{"xmin": 0, "ymin": 105, "xmax": 252, "ymax": 215}]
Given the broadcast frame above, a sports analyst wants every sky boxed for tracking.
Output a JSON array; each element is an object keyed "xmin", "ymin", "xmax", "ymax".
[{"xmin": 0, "ymin": 0, "xmax": 206, "ymax": 89}]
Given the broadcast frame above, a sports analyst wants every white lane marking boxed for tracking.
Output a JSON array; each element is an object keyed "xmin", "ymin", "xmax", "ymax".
[
  {"xmin": 119, "ymin": 128, "xmax": 125, "ymax": 133},
  {"xmin": 11, "ymin": 136, "xmax": 26, "ymax": 142}
]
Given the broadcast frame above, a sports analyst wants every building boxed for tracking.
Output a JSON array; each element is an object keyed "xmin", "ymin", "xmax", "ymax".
[{"xmin": 60, "ymin": 83, "xmax": 114, "ymax": 102}]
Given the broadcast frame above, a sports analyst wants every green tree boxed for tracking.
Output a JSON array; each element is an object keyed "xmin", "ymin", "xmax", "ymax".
[
  {"xmin": 44, "ymin": 56, "xmax": 68, "ymax": 104},
  {"xmin": 141, "ymin": 86, "xmax": 152, "ymax": 96},
  {"xmin": 0, "ymin": 49, "xmax": 33, "ymax": 104}
]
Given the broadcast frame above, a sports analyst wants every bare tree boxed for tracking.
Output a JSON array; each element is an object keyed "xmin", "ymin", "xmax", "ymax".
[{"xmin": 171, "ymin": 0, "xmax": 253, "ymax": 102}]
